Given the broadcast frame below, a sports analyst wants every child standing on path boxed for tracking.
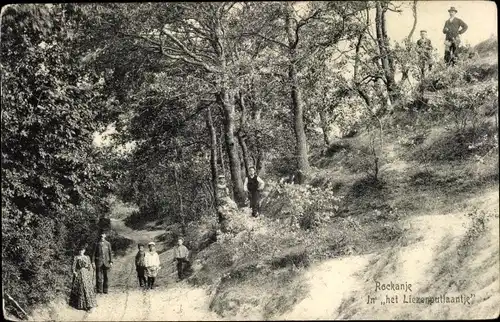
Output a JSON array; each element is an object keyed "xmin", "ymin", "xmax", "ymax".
[
  {"xmin": 135, "ymin": 243, "xmax": 147, "ymax": 288},
  {"xmin": 144, "ymin": 242, "xmax": 161, "ymax": 289},
  {"xmin": 173, "ymin": 238, "xmax": 190, "ymax": 281}
]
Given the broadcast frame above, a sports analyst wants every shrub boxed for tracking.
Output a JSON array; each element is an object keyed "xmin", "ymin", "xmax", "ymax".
[
  {"xmin": 2, "ymin": 202, "xmax": 102, "ymax": 317},
  {"xmin": 268, "ymin": 182, "xmax": 342, "ymax": 230},
  {"xmin": 324, "ymin": 141, "xmax": 351, "ymax": 157},
  {"xmin": 419, "ymin": 54, "xmax": 496, "ymax": 94},
  {"xmin": 458, "ymin": 209, "xmax": 497, "ymax": 259},
  {"xmin": 106, "ymin": 230, "xmax": 134, "ymax": 257},
  {"xmin": 412, "ymin": 122, "xmax": 497, "ymax": 163},
  {"xmin": 435, "ymin": 82, "xmax": 498, "ymax": 131},
  {"xmin": 184, "ymin": 214, "xmax": 218, "ymax": 252}
]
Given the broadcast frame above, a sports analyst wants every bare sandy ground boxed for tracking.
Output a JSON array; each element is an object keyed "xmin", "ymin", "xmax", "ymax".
[{"xmin": 281, "ymin": 187, "xmax": 499, "ymax": 320}]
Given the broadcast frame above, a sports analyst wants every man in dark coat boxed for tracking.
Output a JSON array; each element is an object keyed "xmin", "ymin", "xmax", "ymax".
[
  {"xmin": 442, "ymin": 6, "xmax": 468, "ymax": 65},
  {"xmin": 91, "ymin": 232, "xmax": 113, "ymax": 293},
  {"xmin": 243, "ymin": 166, "xmax": 265, "ymax": 217}
]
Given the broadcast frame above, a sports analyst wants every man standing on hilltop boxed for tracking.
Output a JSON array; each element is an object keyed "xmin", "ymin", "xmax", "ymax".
[
  {"xmin": 416, "ymin": 30, "xmax": 433, "ymax": 76},
  {"xmin": 443, "ymin": 6, "xmax": 468, "ymax": 66}
]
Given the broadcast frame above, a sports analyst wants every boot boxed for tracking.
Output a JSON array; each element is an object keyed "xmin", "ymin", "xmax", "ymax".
[{"xmin": 150, "ymin": 277, "xmax": 155, "ymax": 289}]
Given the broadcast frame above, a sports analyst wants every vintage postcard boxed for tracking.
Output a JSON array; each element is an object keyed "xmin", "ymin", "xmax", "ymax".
[{"xmin": 2, "ymin": 1, "xmax": 498, "ymax": 321}]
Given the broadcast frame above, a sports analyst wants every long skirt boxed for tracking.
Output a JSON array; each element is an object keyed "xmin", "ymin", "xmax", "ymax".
[
  {"xmin": 69, "ymin": 268, "xmax": 97, "ymax": 310},
  {"xmin": 146, "ymin": 266, "xmax": 159, "ymax": 277}
]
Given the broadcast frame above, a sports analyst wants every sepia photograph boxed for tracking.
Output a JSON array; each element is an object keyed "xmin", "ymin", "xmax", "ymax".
[{"xmin": 1, "ymin": 1, "xmax": 498, "ymax": 321}]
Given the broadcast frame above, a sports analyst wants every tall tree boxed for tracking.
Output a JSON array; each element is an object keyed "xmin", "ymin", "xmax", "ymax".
[
  {"xmin": 94, "ymin": 2, "xmax": 248, "ymax": 205},
  {"xmin": 242, "ymin": 1, "xmax": 366, "ymax": 182}
]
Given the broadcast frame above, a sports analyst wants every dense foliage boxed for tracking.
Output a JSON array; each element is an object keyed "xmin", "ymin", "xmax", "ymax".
[{"xmin": 1, "ymin": 4, "xmax": 115, "ymax": 313}]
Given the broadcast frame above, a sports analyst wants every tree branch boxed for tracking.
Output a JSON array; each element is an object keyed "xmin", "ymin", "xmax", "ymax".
[
  {"xmin": 118, "ymin": 31, "xmax": 161, "ymax": 47},
  {"xmin": 241, "ymin": 32, "xmax": 289, "ymax": 49},
  {"xmin": 293, "ymin": 9, "xmax": 322, "ymax": 48},
  {"xmin": 296, "ymin": 8, "xmax": 322, "ymax": 29},
  {"xmin": 162, "ymin": 29, "xmax": 207, "ymax": 63},
  {"xmin": 406, "ymin": 0, "xmax": 418, "ymax": 41},
  {"xmin": 159, "ymin": 49, "xmax": 218, "ymax": 73}
]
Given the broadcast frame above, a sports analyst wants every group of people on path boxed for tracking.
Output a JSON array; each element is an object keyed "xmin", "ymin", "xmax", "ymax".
[
  {"xmin": 69, "ymin": 163, "xmax": 266, "ymax": 312},
  {"xmin": 66, "ymin": 7, "xmax": 470, "ymax": 315},
  {"xmin": 417, "ymin": 6, "xmax": 468, "ymax": 75},
  {"xmin": 134, "ymin": 238, "xmax": 190, "ymax": 290},
  {"xmin": 68, "ymin": 233, "xmax": 190, "ymax": 312}
]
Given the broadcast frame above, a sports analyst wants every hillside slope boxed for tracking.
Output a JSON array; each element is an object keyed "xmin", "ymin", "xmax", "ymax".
[
  {"xmin": 28, "ymin": 187, "xmax": 498, "ymax": 321},
  {"xmin": 26, "ymin": 38, "xmax": 498, "ymax": 321},
  {"xmin": 281, "ymin": 188, "xmax": 499, "ymax": 320}
]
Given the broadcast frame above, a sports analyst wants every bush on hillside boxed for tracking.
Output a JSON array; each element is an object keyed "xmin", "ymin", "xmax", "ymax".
[
  {"xmin": 434, "ymin": 81, "xmax": 498, "ymax": 131},
  {"xmin": 466, "ymin": 62, "xmax": 498, "ymax": 82},
  {"xmin": 458, "ymin": 209, "xmax": 498, "ymax": 259},
  {"xmin": 106, "ymin": 230, "xmax": 134, "ymax": 257},
  {"xmin": 324, "ymin": 141, "xmax": 351, "ymax": 157},
  {"xmin": 474, "ymin": 37, "xmax": 498, "ymax": 56},
  {"xmin": 185, "ymin": 215, "xmax": 218, "ymax": 252},
  {"xmin": 265, "ymin": 181, "xmax": 342, "ymax": 230},
  {"xmin": 419, "ymin": 53, "xmax": 495, "ymax": 93},
  {"xmin": 412, "ymin": 122, "xmax": 498, "ymax": 163}
]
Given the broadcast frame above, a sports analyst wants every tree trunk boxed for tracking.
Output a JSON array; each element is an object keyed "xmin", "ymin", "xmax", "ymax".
[
  {"xmin": 319, "ymin": 110, "xmax": 331, "ymax": 146},
  {"xmin": 401, "ymin": 0, "xmax": 418, "ymax": 85},
  {"xmin": 249, "ymin": 84, "xmax": 264, "ymax": 174},
  {"xmin": 206, "ymin": 106, "xmax": 218, "ymax": 194},
  {"xmin": 236, "ymin": 92, "xmax": 250, "ymax": 176},
  {"xmin": 173, "ymin": 156, "xmax": 186, "ymax": 235},
  {"xmin": 256, "ymin": 148, "xmax": 265, "ymax": 175},
  {"xmin": 238, "ymin": 133, "xmax": 250, "ymax": 176},
  {"xmin": 407, "ymin": 1, "xmax": 418, "ymax": 41},
  {"xmin": 218, "ymin": 126, "xmax": 226, "ymax": 174},
  {"xmin": 285, "ymin": 3, "xmax": 310, "ymax": 184},
  {"xmin": 219, "ymin": 89, "xmax": 245, "ymax": 206},
  {"xmin": 213, "ymin": 12, "xmax": 245, "ymax": 206},
  {"xmin": 375, "ymin": 1, "xmax": 397, "ymax": 106}
]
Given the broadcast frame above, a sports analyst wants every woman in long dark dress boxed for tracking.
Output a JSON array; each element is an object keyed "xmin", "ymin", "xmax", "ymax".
[{"xmin": 68, "ymin": 243, "xmax": 97, "ymax": 311}]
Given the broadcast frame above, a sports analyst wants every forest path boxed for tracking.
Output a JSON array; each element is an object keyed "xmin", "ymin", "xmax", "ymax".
[
  {"xmin": 29, "ymin": 219, "xmax": 222, "ymax": 321},
  {"xmin": 29, "ymin": 188, "xmax": 499, "ymax": 320}
]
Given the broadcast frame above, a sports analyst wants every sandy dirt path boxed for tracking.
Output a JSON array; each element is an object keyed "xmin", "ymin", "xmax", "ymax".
[
  {"xmin": 30, "ymin": 188, "xmax": 498, "ymax": 321},
  {"xmin": 30, "ymin": 219, "xmax": 222, "ymax": 321}
]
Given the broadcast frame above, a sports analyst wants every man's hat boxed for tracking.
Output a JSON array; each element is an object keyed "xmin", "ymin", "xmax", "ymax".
[
  {"xmin": 448, "ymin": 7, "xmax": 457, "ymax": 13},
  {"xmin": 420, "ymin": 30, "xmax": 427, "ymax": 33},
  {"xmin": 148, "ymin": 242, "xmax": 155, "ymax": 246}
]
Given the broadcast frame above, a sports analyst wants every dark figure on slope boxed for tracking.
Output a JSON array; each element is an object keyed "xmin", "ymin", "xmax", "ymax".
[
  {"xmin": 243, "ymin": 166, "xmax": 265, "ymax": 217},
  {"xmin": 443, "ymin": 6, "xmax": 468, "ymax": 66}
]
